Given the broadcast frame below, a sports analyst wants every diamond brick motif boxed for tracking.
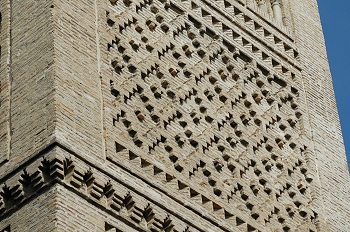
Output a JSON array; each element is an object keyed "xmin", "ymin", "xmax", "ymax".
[{"xmin": 103, "ymin": 0, "xmax": 319, "ymax": 231}]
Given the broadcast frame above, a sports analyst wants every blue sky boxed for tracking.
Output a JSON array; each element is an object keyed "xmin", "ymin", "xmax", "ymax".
[{"xmin": 318, "ymin": 0, "xmax": 350, "ymax": 169}]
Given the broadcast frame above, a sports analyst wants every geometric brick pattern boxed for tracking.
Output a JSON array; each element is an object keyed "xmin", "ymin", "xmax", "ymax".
[
  {"xmin": 103, "ymin": 0, "xmax": 320, "ymax": 231},
  {"xmin": 0, "ymin": 150, "xmax": 205, "ymax": 232},
  {"xmin": 0, "ymin": 0, "xmax": 349, "ymax": 231}
]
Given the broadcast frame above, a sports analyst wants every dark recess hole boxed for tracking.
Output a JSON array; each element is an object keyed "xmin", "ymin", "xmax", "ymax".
[{"xmin": 116, "ymin": 142, "xmax": 126, "ymax": 152}]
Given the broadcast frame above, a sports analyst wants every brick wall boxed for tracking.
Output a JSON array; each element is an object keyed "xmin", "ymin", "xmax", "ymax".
[
  {"xmin": 291, "ymin": 0, "xmax": 350, "ymax": 230},
  {"xmin": 0, "ymin": 0, "xmax": 56, "ymax": 178},
  {"xmin": 0, "ymin": 185, "xmax": 58, "ymax": 232},
  {"xmin": 0, "ymin": 0, "xmax": 349, "ymax": 231}
]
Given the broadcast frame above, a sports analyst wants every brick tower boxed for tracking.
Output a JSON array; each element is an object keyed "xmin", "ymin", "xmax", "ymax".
[{"xmin": 0, "ymin": 0, "xmax": 349, "ymax": 231}]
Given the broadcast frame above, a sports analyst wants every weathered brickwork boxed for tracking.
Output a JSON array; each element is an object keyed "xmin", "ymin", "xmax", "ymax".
[
  {"xmin": 101, "ymin": 0, "xmax": 320, "ymax": 230},
  {"xmin": 288, "ymin": 1, "xmax": 350, "ymax": 231},
  {"xmin": 0, "ymin": 0, "xmax": 11, "ymax": 164},
  {"xmin": 0, "ymin": 0, "xmax": 349, "ymax": 231},
  {"xmin": 0, "ymin": 170, "xmax": 58, "ymax": 232},
  {"xmin": 0, "ymin": 0, "xmax": 56, "ymax": 177}
]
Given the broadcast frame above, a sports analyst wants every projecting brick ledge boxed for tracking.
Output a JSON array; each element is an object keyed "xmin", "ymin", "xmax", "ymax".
[{"xmin": 0, "ymin": 143, "xmax": 269, "ymax": 232}]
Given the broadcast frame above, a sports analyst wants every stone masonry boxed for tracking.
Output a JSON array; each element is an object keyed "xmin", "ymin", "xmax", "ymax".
[{"xmin": 0, "ymin": 0, "xmax": 349, "ymax": 231}]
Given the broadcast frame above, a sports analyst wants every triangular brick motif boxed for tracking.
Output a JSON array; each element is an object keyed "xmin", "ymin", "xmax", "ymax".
[
  {"xmin": 143, "ymin": 204, "xmax": 155, "ymax": 225},
  {"xmin": 123, "ymin": 193, "xmax": 135, "ymax": 211},
  {"xmin": 162, "ymin": 216, "xmax": 174, "ymax": 232}
]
